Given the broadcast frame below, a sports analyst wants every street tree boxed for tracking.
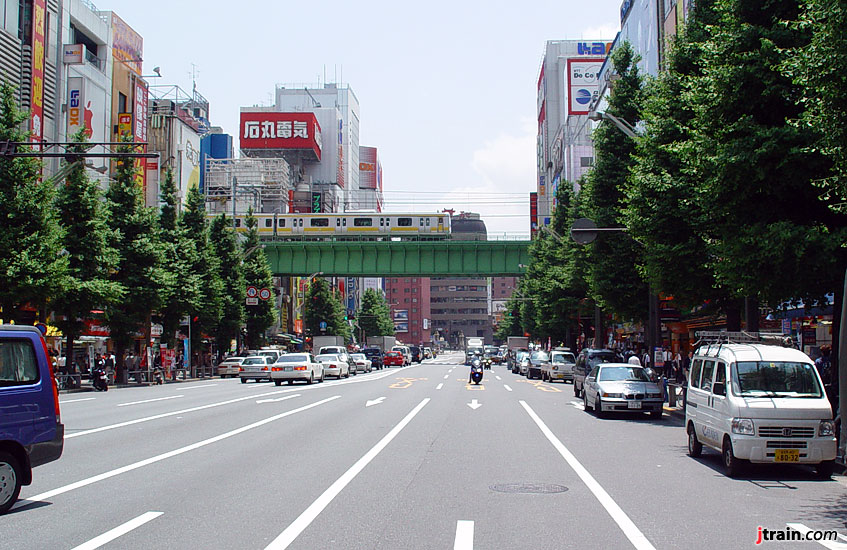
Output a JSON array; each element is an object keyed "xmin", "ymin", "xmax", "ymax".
[
  {"xmin": 0, "ymin": 81, "xmax": 65, "ymax": 322},
  {"xmin": 53, "ymin": 132, "xmax": 123, "ymax": 372},
  {"xmin": 304, "ymin": 277, "xmax": 349, "ymax": 341},
  {"xmin": 242, "ymin": 209, "xmax": 276, "ymax": 349},
  {"xmin": 209, "ymin": 213, "xmax": 246, "ymax": 357},
  {"xmin": 583, "ymin": 42, "xmax": 647, "ymax": 323},
  {"xmin": 104, "ymin": 142, "xmax": 163, "ymax": 383},
  {"xmin": 356, "ymin": 289, "xmax": 393, "ymax": 338},
  {"xmin": 180, "ymin": 185, "xmax": 223, "ymax": 356}
]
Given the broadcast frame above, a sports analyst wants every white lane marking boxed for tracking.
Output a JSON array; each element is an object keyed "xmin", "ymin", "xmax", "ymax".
[
  {"xmin": 70, "ymin": 511, "xmax": 163, "ymax": 550},
  {"xmin": 366, "ymin": 397, "xmax": 386, "ymax": 407},
  {"xmin": 503, "ymin": 385, "xmax": 512, "ymax": 392},
  {"xmin": 60, "ymin": 397, "xmax": 96, "ymax": 404},
  {"xmin": 67, "ymin": 366, "xmax": 413, "ymax": 439},
  {"xmin": 467, "ymin": 399, "xmax": 482, "ymax": 410},
  {"xmin": 520, "ymin": 401, "xmax": 656, "ymax": 550},
  {"xmin": 181, "ymin": 384, "xmax": 218, "ymax": 390},
  {"xmin": 571, "ymin": 401, "xmax": 585, "ymax": 410},
  {"xmin": 454, "ymin": 520, "xmax": 474, "ymax": 550},
  {"xmin": 256, "ymin": 395, "xmax": 301, "ymax": 404},
  {"xmin": 265, "ymin": 398, "xmax": 431, "ymax": 550},
  {"xmin": 495, "ymin": 375, "xmax": 502, "ymax": 381},
  {"xmin": 436, "ymin": 383, "xmax": 444, "ymax": 390},
  {"xmin": 24, "ymin": 396, "xmax": 341, "ymax": 504},
  {"xmin": 444, "ymin": 374, "xmax": 449, "ymax": 379},
  {"xmin": 117, "ymin": 395, "xmax": 184, "ymax": 407},
  {"xmin": 786, "ymin": 523, "xmax": 847, "ymax": 550}
]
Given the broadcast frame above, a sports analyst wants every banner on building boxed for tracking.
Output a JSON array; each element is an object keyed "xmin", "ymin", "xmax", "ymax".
[
  {"xmin": 530, "ymin": 192, "xmax": 538, "ymax": 236},
  {"xmin": 67, "ymin": 77, "xmax": 86, "ymax": 136},
  {"xmin": 118, "ymin": 113, "xmax": 132, "ymax": 137},
  {"xmin": 567, "ymin": 58, "xmax": 604, "ymax": 115},
  {"xmin": 359, "ymin": 146, "xmax": 378, "ymax": 189},
  {"xmin": 134, "ymin": 81, "xmax": 148, "ymax": 193},
  {"xmin": 111, "ymin": 13, "xmax": 143, "ymax": 75},
  {"xmin": 63, "ymin": 44, "xmax": 84, "ymax": 64},
  {"xmin": 30, "ymin": 0, "xmax": 46, "ymax": 143},
  {"xmin": 240, "ymin": 112, "xmax": 322, "ymax": 160}
]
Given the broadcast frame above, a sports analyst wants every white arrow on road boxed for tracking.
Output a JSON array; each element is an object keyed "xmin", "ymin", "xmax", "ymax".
[
  {"xmin": 467, "ymin": 399, "xmax": 482, "ymax": 410},
  {"xmin": 256, "ymin": 394, "xmax": 301, "ymax": 404},
  {"xmin": 366, "ymin": 397, "xmax": 386, "ymax": 407}
]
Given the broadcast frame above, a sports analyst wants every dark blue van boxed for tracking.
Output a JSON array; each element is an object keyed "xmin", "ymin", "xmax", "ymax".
[{"xmin": 0, "ymin": 325, "xmax": 64, "ymax": 513}]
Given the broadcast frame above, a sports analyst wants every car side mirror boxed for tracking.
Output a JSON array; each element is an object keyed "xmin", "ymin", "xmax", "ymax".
[{"xmin": 713, "ymin": 382, "xmax": 726, "ymax": 396}]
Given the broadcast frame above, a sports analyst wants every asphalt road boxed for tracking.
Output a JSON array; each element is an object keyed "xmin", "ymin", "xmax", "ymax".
[{"xmin": 3, "ymin": 352, "xmax": 846, "ymax": 549}]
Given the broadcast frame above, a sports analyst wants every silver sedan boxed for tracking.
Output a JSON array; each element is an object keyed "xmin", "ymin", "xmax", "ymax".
[
  {"xmin": 349, "ymin": 353, "xmax": 372, "ymax": 373},
  {"xmin": 316, "ymin": 354, "xmax": 350, "ymax": 379},
  {"xmin": 582, "ymin": 363, "xmax": 664, "ymax": 418},
  {"xmin": 238, "ymin": 356, "xmax": 274, "ymax": 383}
]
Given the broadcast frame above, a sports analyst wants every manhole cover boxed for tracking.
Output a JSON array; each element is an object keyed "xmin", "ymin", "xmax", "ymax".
[{"xmin": 489, "ymin": 483, "xmax": 568, "ymax": 494}]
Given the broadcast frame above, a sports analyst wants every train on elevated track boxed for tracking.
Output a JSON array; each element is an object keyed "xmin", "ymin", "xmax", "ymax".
[{"xmin": 222, "ymin": 212, "xmax": 453, "ymax": 240}]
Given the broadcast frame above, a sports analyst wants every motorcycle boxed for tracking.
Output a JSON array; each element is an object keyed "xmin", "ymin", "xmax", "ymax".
[
  {"xmin": 470, "ymin": 359, "xmax": 483, "ymax": 385},
  {"xmin": 153, "ymin": 367, "xmax": 164, "ymax": 385},
  {"xmin": 483, "ymin": 357, "xmax": 492, "ymax": 370},
  {"xmin": 91, "ymin": 368, "xmax": 108, "ymax": 392}
]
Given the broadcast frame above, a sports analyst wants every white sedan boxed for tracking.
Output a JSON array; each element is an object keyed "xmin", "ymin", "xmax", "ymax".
[
  {"xmin": 217, "ymin": 356, "xmax": 244, "ymax": 378},
  {"xmin": 349, "ymin": 353, "xmax": 372, "ymax": 373},
  {"xmin": 270, "ymin": 353, "xmax": 324, "ymax": 385},
  {"xmin": 315, "ymin": 354, "xmax": 350, "ymax": 379}
]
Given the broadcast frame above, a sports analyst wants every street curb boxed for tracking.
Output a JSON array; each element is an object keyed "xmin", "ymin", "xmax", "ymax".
[
  {"xmin": 663, "ymin": 406, "xmax": 685, "ymax": 420},
  {"xmin": 58, "ymin": 377, "xmax": 215, "ymax": 394}
]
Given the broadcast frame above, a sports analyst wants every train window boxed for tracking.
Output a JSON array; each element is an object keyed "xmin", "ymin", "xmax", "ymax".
[
  {"xmin": 311, "ymin": 218, "xmax": 329, "ymax": 227},
  {"xmin": 342, "ymin": 218, "xmax": 347, "ymax": 227},
  {"xmin": 426, "ymin": 218, "xmax": 431, "ymax": 226},
  {"xmin": 235, "ymin": 218, "xmax": 241, "ymax": 228},
  {"xmin": 336, "ymin": 218, "xmax": 341, "ymax": 227},
  {"xmin": 380, "ymin": 218, "xmax": 384, "ymax": 227},
  {"xmin": 265, "ymin": 219, "xmax": 273, "ymax": 228},
  {"xmin": 438, "ymin": 217, "xmax": 444, "ymax": 225},
  {"xmin": 354, "ymin": 218, "xmax": 373, "ymax": 227},
  {"xmin": 279, "ymin": 219, "xmax": 285, "ymax": 227},
  {"xmin": 299, "ymin": 219, "xmax": 304, "ymax": 227},
  {"xmin": 398, "ymin": 218, "xmax": 412, "ymax": 227},
  {"xmin": 419, "ymin": 218, "xmax": 424, "ymax": 226}
]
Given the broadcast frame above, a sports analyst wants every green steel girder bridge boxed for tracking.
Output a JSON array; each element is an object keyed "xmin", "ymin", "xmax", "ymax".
[{"xmin": 262, "ymin": 239, "xmax": 531, "ymax": 276}]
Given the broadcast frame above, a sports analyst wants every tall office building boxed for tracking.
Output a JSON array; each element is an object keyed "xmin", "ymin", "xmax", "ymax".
[{"xmin": 385, "ymin": 277, "xmax": 431, "ymax": 346}]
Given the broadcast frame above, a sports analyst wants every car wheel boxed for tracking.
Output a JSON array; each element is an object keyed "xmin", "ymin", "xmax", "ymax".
[
  {"xmin": 574, "ymin": 383, "xmax": 581, "ymax": 398},
  {"xmin": 240, "ymin": 378, "xmax": 247, "ymax": 384},
  {"xmin": 583, "ymin": 391, "xmax": 592, "ymax": 412},
  {"xmin": 650, "ymin": 410, "xmax": 662, "ymax": 419},
  {"xmin": 814, "ymin": 460, "xmax": 835, "ymax": 480},
  {"xmin": 0, "ymin": 451, "xmax": 22, "ymax": 514},
  {"xmin": 722, "ymin": 436, "xmax": 743, "ymax": 478},
  {"xmin": 287, "ymin": 380, "xmax": 293, "ymax": 385},
  {"xmin": 307, "ymin": 372, "xmax": 314, "ymax": 385},
  {"xmin": 274, "ymin": 380, "xmax": 282, "ymax": 386},
  {"xmin": 595, "ymin": 397, "xmax": 605, "ymax": 418},
  {"xmin": 687, "ymin": 424, "xmax": 702, "ymax": 457}
]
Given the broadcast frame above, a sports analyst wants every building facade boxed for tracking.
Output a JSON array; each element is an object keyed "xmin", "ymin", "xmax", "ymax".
[{"xmin": 385, "ymin": 277, "xmax": 431, "ymax": 346}]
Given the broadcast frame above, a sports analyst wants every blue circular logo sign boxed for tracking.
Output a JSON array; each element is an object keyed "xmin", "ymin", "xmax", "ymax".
[{"xmin": 575, "ymin": 89, "xmax": 592, "ymax": 105}]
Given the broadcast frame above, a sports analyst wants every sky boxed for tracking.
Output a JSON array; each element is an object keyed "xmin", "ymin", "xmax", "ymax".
[{"xmin": 105, "ymin": 0, "xmax": 622, "ymax": 237}]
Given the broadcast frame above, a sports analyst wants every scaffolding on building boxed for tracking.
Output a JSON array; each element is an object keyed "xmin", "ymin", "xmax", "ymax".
[{"xmin": 204, "ymin": 157, "xmax": 292, "ymax": 213}]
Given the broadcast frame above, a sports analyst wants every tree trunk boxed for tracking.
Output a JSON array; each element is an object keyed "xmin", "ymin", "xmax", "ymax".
[
  {"xmin": 745, "ymin": 297, "xmax": 760, "ymax": 332},
  {"xmin": 725, "ymin": 302, "xmax": 742, "ymax": 331},
  {"xmin": 115, "ymin": 342, "xmax": 127, "ymax": 384}
]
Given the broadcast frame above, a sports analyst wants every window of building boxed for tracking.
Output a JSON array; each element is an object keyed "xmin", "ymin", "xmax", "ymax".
[
  {"xmin": 412, "ymin": 308, "xmax": 417, "ymax": 313},
  {"xmin": 404, "ymin": 278, "xmax": 410, "ymax": 283},
  {"xmin": 412, "ymin": 298, "xmax": 418, "ymax": 303},
  {"xmin": 412, "ymin": 320, "xmax": 418, "ymax": 325},
  {"xmin": 118, "ymin": 92, "xmax": 128, "ymax": 115},
  {"xmin": 412, "ymin": 288, "xmax": 417, "ymax": 294},
  {"xmin": 404, "ymin": 298, "xmax": 410, "ymax": 303},
  {"xmin": 412, "ymin": 278, "xmax": 417, "ymax": 283},
  {"xmin": 580, "ymin": 156, "xmax": 594, "ymax": 168},
  {"xmin": 404, "ymin": 288, "xmax": 410, "ymax": 293}
]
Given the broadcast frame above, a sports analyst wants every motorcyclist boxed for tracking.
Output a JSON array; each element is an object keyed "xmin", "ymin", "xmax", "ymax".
[{"xmin": 468, "ymin": 353, "xmax": 482, "ymax": 383}]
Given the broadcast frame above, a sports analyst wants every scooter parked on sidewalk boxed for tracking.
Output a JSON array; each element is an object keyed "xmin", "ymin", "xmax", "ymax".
[
  {"xmin": 91, "ymin": 368, "xmax": 108, "ymax": 391},
  {"xmin": 153, "ymin": 367, "xmax": 164, "ymax": 385}
]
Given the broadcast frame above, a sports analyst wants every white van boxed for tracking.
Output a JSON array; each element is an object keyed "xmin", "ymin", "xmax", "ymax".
[
  {"xmin": 685, "ymin": 332, "xmax": 836, "ymax": 478},
  {"xmin": 391, "ymin": 345, "xmax": 412, "ymax": 366}
]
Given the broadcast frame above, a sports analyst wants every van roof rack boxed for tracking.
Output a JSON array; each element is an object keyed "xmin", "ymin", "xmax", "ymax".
[{"xmin": 694, "ymin": 330, "xmax": 794, "ymax": 348}]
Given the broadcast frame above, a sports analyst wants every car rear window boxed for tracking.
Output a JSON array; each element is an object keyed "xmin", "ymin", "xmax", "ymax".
[
  {"xmin": 0, "ymin": 338, "xmax": 40, "ymax": 386},
  {"xmin": 276, "ymin": 355, "xmax": 309, "ymax": 363}
]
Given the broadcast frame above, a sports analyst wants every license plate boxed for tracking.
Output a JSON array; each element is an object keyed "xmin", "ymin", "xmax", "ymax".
[
  {"xmin": 774, "ymin": 449, "xmax": 799, "ymax": 462},
  {"xmin": 628, "ymin": 401, "xmax": 642, "ymax": 409},
  {"xmin": 284, "ymin": 367, "xmax": 293, "ymax": 371}
]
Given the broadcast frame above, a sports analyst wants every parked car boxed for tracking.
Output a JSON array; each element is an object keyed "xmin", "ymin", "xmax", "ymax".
[
  {"xmin": 217, "ymin": 356, "xmax": 245, "ymax": 378},
  {"xmin": 423, "ymin": 347, "xmax": 433, "ymax": 359},
  {"xmin": 686, "ymin": 338, "xmax": 836, "ymax": 478},
  {"xmin": 409, "ymin": 346, "xmax": 423, "ymax": 363},
  {"xmin": 315, "ymin": 354, "xmax": 349, "ymax": 379},
  {"xmin": 573, "ymin": 348, "xmax": 617, "ymax": 398},
  {"xmin": 361, "ymin": 347, "xmax": 384, "ymax": 370},
  {"xmin": 270, "ymin": 353, "xmax": 324, "ymax": 385},
  {"xmin": 318, "ymin": 346, "xmax": 351, "ymax": 365},
  {"xmin": 383, "ymin": 351, "xmax": 405, "ymax": 367},
  {"xmin": 391, "ymin": 346, "xmax": 412, "ymax": 366},
  {"xmin": 239, "ymin": 355, "xmax": 275, "ymax": 383},
  {"xmin": 582, "ymin": 364, "xmax": 664, "ymax": 419},
  {"xmin": 542, "ymin": 350, "xmax": 576, "ymax": 383},
  {"xmin": 0, "ymin": 325, "xmax": 64, "ymax": 514},
  {"xmin": 350, "ymin": 353, "xmax": 372, "ymax": 373},
  {"xmin": 526, "ymin": 350, "xmax": 550, "ymax": 379}
]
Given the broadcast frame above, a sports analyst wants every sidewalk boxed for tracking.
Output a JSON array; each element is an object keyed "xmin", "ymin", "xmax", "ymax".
[{"xmin": 59, "ymin": 376, "xmax": 216, "ymax": 394}]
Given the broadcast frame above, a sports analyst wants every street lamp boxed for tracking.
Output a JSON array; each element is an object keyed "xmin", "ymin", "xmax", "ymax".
[{"xmin": 588, "ymin": 110, "xmax": 641, "ymax": 139}]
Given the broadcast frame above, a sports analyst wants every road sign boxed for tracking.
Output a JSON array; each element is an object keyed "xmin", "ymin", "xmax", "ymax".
[
  {"xmin": 246, "ymin": 297, "xmax": 259, "ymax": 306},
  {"xmin": 570, "ymin": 218, "xmax": 598, "ymax": 244},
  {"xmin": 259, "ymin": 288, "xmax": 271, "ymax": 301},
  {"xmin": 319, "ymin": 321, "xmax": 327, "ymax": 330},
  {"xmin": 246, "ymin": 286, "xmax": 258, "ymax": 298}
]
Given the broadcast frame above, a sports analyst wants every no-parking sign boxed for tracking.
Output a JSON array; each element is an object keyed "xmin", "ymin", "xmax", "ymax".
[{"xmin": 246, "ymin": 286, "xmax": 258, "ymax": 298}]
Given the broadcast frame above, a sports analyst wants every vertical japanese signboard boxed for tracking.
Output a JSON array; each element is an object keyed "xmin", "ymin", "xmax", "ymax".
[
  {"xmin": 30, "ymin": 0, "xmax": 46, "ymax": 143},
  {"xmin": 134, "ymin": 81, "xmax": 148, "ymax": 192},
  {"xmin": 530, "ymin": 192, "xmax": 538, "ymax": 237}
]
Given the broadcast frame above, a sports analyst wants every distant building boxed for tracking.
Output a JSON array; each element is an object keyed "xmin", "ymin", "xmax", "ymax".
[{"xmin": 385, "ymin": 277, "xmax": 431, "ymax": 346}]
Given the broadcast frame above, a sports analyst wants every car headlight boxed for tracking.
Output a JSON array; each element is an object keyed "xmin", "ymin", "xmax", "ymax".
[
  {"xmin": 731, "ymin": 418, "xmax": 755, "ymax": 435},
  {"xmin": 819, "ymin": 420, "xmax": 835, "ymax": 437},
  {"xmin": 602, "ymin": 392, "xmax": 622, "ymax": 398}
]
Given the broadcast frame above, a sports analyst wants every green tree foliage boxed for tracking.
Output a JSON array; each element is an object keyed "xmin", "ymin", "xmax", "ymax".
[
  {"xmin": 494, "ymin": 297, "xmax": 522, "ymax": 342},
  {"xmin": 181, "ymin": 185, "xmax": 223, "ymax": 353},
  {"xmin": 304, "ymin": 277, "xmax": 349, "ymax": 341},
  {"xmin": 0, "ymin": 81, "xmax": 65, "ymax": 321},
  {"xmin": 105, "ymin": 142, "xmax": 163, "ymax": 383},
  {"xmin": 242, "ymin": 209, "xmax": 276, "ymax": 348},
  {"xmin": 583, "ymin": 42, "xmax": 647, "ymax": 322},
  {"xmin": 689, "ymin": 0, "xmax": 846, "ymax": 307},
  {"xmin": 209, "ymin": 213, "xmax": 246, "ymax": 356},
  {"xmin": 356, "ymin": 289, "xmax": 393, "ymax": 338},
  {"xmin": 156, "ymin": 168, "xmax": 201, "ymax": 347},
  {"xmin": 53, "ymin": 132, "xmax": 123, "ymax": 370}
]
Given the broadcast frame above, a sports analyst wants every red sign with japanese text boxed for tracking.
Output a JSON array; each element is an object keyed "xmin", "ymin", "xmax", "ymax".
[
  {"xmin": 240, "ymin": 112, "xmax": 322, "ymax": 160},
  {"xmin": 30, "ymin": 0, "xmax": 46, "ymax": 143}
]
